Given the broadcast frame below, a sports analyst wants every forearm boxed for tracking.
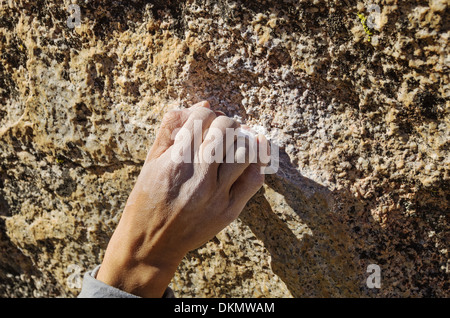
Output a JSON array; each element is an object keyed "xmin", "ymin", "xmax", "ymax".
[
  {"xmin": 96, "ymin": 211, "xmax": 184, "ymax": 298},
  {"xmin": 96, "ymin": 259, "xmax": 178, "ymax": 298}
]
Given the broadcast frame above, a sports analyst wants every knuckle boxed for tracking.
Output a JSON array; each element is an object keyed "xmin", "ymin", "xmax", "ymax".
[
  {"xmin": 253, "ymin": 171, "xmax": 265, "ymax": 187},
  {"xmin": 222, "ymin": 207, "xmax": 238, "ymax": 224},
  {"xmin": 161, "ymin": 110, "xmax": 181, "ymax": 126},
  {"xmin": 212, "ymin": 115, "xmax": 239, "ymax": 129},
  {"xmin": 165, "ymin": 109, "xmax": 180, "ymax": 118},
  {"xmin": 187, "ymin": 108, "xmax": 217, "ymax": 127},
  {"xmin": 191, "ymin": 107, "xmax": 215, "ymax": 119}
]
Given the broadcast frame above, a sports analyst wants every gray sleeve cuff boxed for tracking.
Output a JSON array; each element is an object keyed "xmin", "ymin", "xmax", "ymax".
[{"xmin": 77, "ymin": 265, "xmax": 175, "ymax": 298}]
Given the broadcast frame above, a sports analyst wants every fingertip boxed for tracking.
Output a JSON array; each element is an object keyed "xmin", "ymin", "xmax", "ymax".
[
  {"xmin": 241, "ymin": 124, "xmax": 256, "ymax": 135},
  {"xmin": 214, "ymin": 110, "xmax": 226, "ymax": 116},
  {"xmin": 192, "ymin": 100, "xmax": 210, "ymax": 109},
  {"xmin": 256, "ymin": 133, "xmax": 266, "ymax": 141}
]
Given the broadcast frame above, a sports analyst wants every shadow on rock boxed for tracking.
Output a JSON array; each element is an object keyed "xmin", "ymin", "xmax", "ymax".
[{"xmin": 239, "ymin": 149, "xmax": 362, "ymax": 297}]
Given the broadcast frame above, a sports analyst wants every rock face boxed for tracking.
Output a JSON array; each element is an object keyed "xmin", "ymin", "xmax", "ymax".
[{"xmin": 0, "ymin": 0, "xmax": 448, "ymax": 297}]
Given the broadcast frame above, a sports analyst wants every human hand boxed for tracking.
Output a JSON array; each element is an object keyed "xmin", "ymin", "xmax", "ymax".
[{"xmin": 96, "ymin": 101, "xmax": 270, "ymax": 297}]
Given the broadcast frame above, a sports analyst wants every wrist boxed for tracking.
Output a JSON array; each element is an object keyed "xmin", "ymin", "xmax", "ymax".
[
  {"xmin": 96, "ymin": 217, "xmax": 184, "ymax": 297},
  {"xmin": 96, "ymin": 258, "xmax": 178, "ymax": 298}
]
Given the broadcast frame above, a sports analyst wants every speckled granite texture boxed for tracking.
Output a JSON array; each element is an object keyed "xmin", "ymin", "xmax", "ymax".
[{"xmin": 0, "ymin": 0, "xmax": 448, "ymax": 297}]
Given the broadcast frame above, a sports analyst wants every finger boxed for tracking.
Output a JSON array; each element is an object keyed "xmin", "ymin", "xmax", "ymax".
[
  {"xmin": 172, "ymin": 106, "xmax": 217, "ymax": 163},
  {"xmin": 241, "ymin": 124, "xmax": 255, "ymax": 134},
  {"xmin": 190, "ymin": 100, "xmax": 211, "ymax": 110},
  {"xmin": 199, "ymin": 116, "xmax": 240, "ymax": 168},
  {"xmin": 181, "ymin": 100, "xmax": 211, "ymax": 116},
  {"xmin": 228, "ymin": 162, "xmax": 265, "ymax": 215},
  {"xmin": 255, "ymin": 133, "xmax": 271, "ymax": 166},
  {"xmin": 146, "ymin": 109, "xmax": 188, "ymax": 163},
  {"xmin": 146, "ymin": 101, "xmax": 210, "ymax": 162},
  {"xmin": 214, "ymin": 110, "xmax": 226, "ymax": 116},
  {"xmin": 218, "ymin": 128, "xmax": 258, "ymax": 189},
  {"xmin": 227, "ymin": 134, "xmax": 268, "ymax": 212}
]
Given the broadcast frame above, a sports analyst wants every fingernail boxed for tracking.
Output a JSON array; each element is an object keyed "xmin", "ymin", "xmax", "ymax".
[{"xmin": 214, "ymin": 110, "xmax": 226, "ymax": 116}]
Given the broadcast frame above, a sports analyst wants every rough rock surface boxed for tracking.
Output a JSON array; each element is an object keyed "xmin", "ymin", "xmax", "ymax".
[{"xmin": 0, "ymin": 0, "xmax": 448, "ymax": 297}]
